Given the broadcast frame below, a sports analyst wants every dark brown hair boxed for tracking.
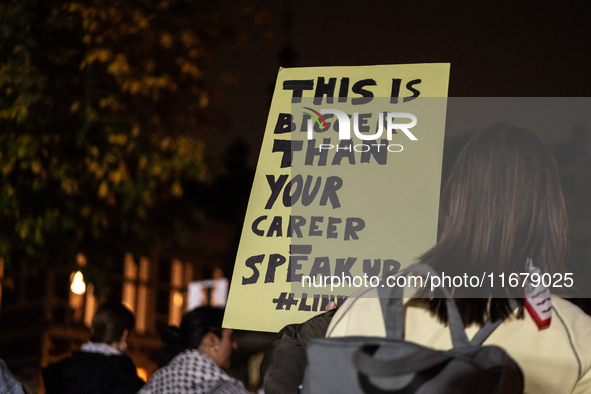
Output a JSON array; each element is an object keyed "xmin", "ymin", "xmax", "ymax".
[
  {"xmin": 421, "ymin": 124, "xmax": 568, "ymax": 324},
  {"xmin": 157, "ymin": 306, "xmax": 224, "ymax": 367},
  {"xmin": 90, "ymin": 303, "xmax": 136, "ymax": 344}
]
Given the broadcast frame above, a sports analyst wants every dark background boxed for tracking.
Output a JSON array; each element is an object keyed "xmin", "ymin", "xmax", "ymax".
[
  {"xmin": 209, "ymin": 0, "xmax": 591, "ymax": 165},
  {"xmin": 2, "ymin": 1, "xmax": 591, "ymax": 391}
]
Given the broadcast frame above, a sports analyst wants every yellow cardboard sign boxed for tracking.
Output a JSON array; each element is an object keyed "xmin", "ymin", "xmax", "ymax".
[{"xmin": 224, "ymin": 64, "xmax": 450, "ymax": 332}]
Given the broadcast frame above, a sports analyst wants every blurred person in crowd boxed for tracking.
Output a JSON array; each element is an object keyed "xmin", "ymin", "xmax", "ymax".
[
  {"xmin": 0, "ymin": 259, "xmax": 25, "ymax": 394},
  {"xmin": 0, "ymin": 358, "xmax": 25, "ymax": 394},
  {"xmin": 42, "ymin": 302, "xmax": 144, "ymax": 394},
  {"xmin": 139, "ymin": 306, "xmax": 248, "ymax": 394}
]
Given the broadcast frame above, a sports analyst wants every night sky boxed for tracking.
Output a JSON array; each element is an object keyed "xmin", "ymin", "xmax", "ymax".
[{"xmin": 204, "ymin": 0, "xmax": 591, "ymax": 165}]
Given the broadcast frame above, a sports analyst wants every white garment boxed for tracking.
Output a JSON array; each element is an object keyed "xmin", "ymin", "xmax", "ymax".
[{"xmin": 80, "ymin": 341, "xmax": 121, "ymax": 356}]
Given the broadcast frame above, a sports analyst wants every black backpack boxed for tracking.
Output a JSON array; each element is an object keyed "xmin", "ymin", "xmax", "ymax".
[{"xmin": 301, "ymin": 264, "xmax": 524, "ymax": 394}]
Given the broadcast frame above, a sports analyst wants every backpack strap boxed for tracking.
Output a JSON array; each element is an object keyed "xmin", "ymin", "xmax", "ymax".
[
  {"xmin": 379, "ymin": 264, "xmax": 519, "ymax": 348},
  {"xmin": 378, "ymin": 284, "xmax": 404, "ymax": 340},
  {"xmin": 378, "ymin": 263, "xmax": 470, "ymax": 348},
  {"xmin": 469, "ymin": 298, "xmax": 519, "ymax": 345}
]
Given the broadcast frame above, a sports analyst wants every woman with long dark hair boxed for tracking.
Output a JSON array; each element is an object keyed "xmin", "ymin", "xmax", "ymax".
[{"xmin": 327, "ymin": 124, "xmax": 591, "ymax": 393}]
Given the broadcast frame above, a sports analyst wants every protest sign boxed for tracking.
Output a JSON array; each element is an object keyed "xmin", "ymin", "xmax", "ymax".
[{"xmin": 224, "ymin": 64, "xmax": 450, "ymax": 332}]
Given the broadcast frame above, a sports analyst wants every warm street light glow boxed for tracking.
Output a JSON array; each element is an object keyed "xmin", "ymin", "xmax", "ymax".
[
  {"xmin": 137, "ymin": 368, "xmax": 148, "ymax": 383},
  {"xmin": 71, "ymin": 271, "xmax": 86, "ymax": 295}
]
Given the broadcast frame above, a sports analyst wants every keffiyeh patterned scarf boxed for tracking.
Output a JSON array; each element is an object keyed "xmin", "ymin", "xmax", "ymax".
[{"xmin": 139, "ymin": 349, "xmax": 248, "ymax": 394}]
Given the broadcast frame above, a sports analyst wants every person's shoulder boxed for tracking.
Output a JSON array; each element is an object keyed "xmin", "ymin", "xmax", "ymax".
[
  {"xmin": 165, "ymin": 348, "xmax": 212, "ymax": 371},
  {"xmin": 326, "ymin": 288, "xmax": 384, "ymax": 337},
  {"xmin": 43, "ymin": 352, "xmax": 143, "ymax": 394},
  {"xmin": 552, "ymin": 298, "xmax": 591, "ymax": 374},
  {"xmin": 552, "ymin": 298, "xmax": 591, "ymax": 336},
  {"xmin": 107, "ymin": 353, "xmax": 142, "ymax": 377},
  {"xmin": 43, "ymin": 353, "xmax": 81, "ymax": 374},
  {"xmin": 50, "ymin": 352, "xmax": 138, "ymax": 377},
  {"xmin": 170, "ymin": 348, "xmax": 199, "ymax": 362},
  {"xmin": 296, "ymin": 309, "xmax": 337, "ymax": 346}
]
